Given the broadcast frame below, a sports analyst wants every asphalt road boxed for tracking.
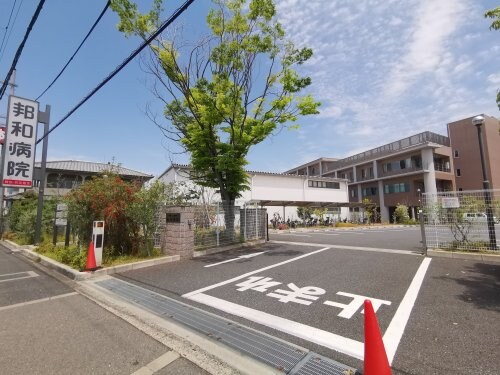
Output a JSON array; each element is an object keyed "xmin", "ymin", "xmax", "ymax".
[
  {"xmin": 114, "ymin": 227, "xmax": 500, "ymax": 375},
  {"xmin": 0, "ymin": 244, "xmax": 209, "ymax": 375}
]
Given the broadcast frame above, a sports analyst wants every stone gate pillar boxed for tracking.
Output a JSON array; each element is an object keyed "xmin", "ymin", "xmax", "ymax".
[{"xmin": 160, "ymin": 206, "xmax": 194, "ymax": 259}]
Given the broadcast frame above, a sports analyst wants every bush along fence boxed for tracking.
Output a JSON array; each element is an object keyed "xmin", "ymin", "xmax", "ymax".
[{"xmin": 421, "ymin": 189, "xmax": 500, "ymax": 252}]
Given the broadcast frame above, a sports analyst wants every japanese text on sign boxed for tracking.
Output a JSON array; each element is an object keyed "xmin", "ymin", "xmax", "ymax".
[
  {"xmin": 2, "ymin": 96, "xmax": 39, "ymax": 187},
  {"xmin": 235, "ymin": 276, "xmax": 391, "ymax": 319}
]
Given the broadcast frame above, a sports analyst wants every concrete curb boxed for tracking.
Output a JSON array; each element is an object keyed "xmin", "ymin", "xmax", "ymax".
[
  {"xmin": 1, "ymin": 240, "xmax": 180, "ymax": 280},
  {"xmin": 427, "ymin": 249, "xmax": 500, "ymax": 263},
  {"xmin": 193, "ymin": 239, "xmax": 266, "ymax": 257}
]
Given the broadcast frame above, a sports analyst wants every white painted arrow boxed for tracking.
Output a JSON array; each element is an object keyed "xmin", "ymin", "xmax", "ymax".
[{"xmin": 204, "ymin": 252, "xmax": 266, "ymax": 268}]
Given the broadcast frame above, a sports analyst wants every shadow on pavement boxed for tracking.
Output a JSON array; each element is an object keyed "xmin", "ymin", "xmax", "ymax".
[{"xmin": 436, "ymin": 262, "xmax": 500, "ymax": 312}]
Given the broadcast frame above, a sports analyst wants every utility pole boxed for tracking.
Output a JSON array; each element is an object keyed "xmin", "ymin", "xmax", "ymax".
[{"xmin": 0, "ymin": 70, "xmax": 17, "ymax": 237}]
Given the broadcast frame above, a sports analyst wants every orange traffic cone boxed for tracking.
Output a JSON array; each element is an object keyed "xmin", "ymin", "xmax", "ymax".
[
  {"xmin": 85, "ymin": 241, "xmax": 98, "ymax": 272},
  {"xmin": 364, "ymin": 299, "xmax": 392, "ymax": 375}
]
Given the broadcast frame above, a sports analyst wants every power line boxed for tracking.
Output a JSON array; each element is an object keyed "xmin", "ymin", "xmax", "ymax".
[
  {"xmin": 0, "ymin": 0, "xmax": 45, "ymax": 100},
  {"xmin": 0, "ymin": 0, "xmax": 26, "ymax": 64},
  {"xmin": 36, "ymin": 0, "xmax": 196, "ymax": 145},
  {"xmin": 36, "ymin": 1, "xmax": 110, "ymax": 101},
  {"xmin": 0, "ymin": 0, "xmax": 17, "ymax": 57}
]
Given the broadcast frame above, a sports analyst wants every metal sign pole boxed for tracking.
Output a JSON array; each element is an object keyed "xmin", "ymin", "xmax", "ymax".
[{"xmin": 34, "ymin": 105, "xmax": 50, "ymax": 244}]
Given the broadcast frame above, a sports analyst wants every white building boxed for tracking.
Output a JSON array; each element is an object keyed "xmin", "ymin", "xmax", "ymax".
[{"xmin": 158, "ymin": 164, "xmax": 352, "ymax": 222}]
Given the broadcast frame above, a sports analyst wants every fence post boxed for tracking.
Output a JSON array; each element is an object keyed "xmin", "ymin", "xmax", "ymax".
[
  {"xmin": 216, "ymin": 202, "xmax": 220, "ymax": 247},
  {"xmin": 266, "ymin": 213, "xmax": 269, "ymax": 241},
  {"xmin": 419, "ymin": 211, "xmax": 427, "ymax": 256},
  {"xmin": 243, "ymin": 204, "xmax": 247, "ymax": 240},
  {"xmin": 255, "ymin": 203, "xmax": 258, "ymax": 240}
]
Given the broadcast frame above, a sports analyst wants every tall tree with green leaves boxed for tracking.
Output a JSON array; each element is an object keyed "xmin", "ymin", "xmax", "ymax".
[
  {"xmin": 110, "ymin": 0, "xmax": 320, "ymax": 234},
  {"xmin": 485, "ymin": 6, "xmax": 500, "ymax": 110}
]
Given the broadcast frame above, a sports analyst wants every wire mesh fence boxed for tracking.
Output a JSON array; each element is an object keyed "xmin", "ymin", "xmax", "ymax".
[
  {"xmin": 154, "ymin": 202, "xmax": 267, "ymax": 251},
  {"xmin": 421, "ymin": 189, "xmax": 500, "ymax": 251}
]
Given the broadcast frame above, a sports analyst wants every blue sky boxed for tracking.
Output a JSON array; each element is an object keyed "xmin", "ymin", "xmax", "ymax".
[{"xmin": 0, "ymin": 0, "xmax": 499, "ymax": 177}]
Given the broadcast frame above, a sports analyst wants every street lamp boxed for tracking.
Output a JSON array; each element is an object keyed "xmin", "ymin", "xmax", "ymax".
[{"xmin": 472, "ymin": 115, "xmax": 497, "ymax": 250}]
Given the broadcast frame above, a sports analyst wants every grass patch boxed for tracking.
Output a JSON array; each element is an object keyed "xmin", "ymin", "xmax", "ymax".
[{"xmin": 35, "ymin": 242, "xmax": 164, "ymax": 271}]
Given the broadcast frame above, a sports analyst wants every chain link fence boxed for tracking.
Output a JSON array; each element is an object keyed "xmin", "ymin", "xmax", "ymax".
[
  {"xmin": 421, "ymin": 189, "xmax": 500, "ymax": 251},
  {"xmin": 154, "ymin": 202, "xmax": 267, "ymax": 251}
]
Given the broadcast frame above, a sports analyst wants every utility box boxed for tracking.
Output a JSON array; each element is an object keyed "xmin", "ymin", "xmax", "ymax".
[{"xmin": 92, "ymin": 221, "xmax": 105, "ymax": 267}]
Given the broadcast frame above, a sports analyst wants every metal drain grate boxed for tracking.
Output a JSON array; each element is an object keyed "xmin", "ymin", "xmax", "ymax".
[
  {"xmin": 290, "ymin": 353, "xmax": 360, "ymax": 375},
  {"xmin": 96, "ymin": 278, "xmax": 359, "ymax": 375},
  {"xmin": 97, "ymin": 278, "xmax": 305, "ymax": 372}
]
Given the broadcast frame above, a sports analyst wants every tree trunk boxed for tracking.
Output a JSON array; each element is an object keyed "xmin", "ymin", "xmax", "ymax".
[{"xmin": 221, "ymin": 198, "xmax": 236, "ymax": 243}]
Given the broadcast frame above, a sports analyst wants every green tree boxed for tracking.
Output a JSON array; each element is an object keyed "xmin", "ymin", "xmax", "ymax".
[
  {"xmin": 485, "ymin": 6, "xmax": 500, "ymax": 110},
  {"xmin": 393, "ymin": 203, "xmax": 410, "ymax": 224},
  {"xmin": 362, "ymin": 198, "xmax": 378, "ymax": 224},
  {"xmin": 110, "ymin": 0, "xmax": 320, "ymax": 235},
  {"xmin": 126, "ymin": 180, "xmax": 171, "ymax": 256},
  {"xmin": 296, "ymin": 207, "xmax": 312, "ymax": 223}
]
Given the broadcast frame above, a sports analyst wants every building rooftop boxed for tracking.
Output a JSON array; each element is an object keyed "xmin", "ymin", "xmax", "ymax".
[{"xmin": 34, "ymin": 160, "xmax": 153, "ymax": 179}]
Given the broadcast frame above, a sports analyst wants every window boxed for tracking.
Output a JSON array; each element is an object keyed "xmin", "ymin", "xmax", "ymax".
[
  {"xmin": 362, "ymin": 187, "xmax": 377, "ymax": 196},
  {"xmin": 456, "ymin": 169, "xmax": 461, "ymax": 177},
  {"xmin": 458, "ymin": 188, "xmax": 463, "ymax": 191},
  {"xmin": 454, "ymin": 150, "xmax": 459, "ymax": 158},
  {"xmin": 308, "ymin": 180, "xmax": 340, "ymax": 189},
  {"xmin": 383, "ymin": 182, "xmax": 410, "ymax": 194}
]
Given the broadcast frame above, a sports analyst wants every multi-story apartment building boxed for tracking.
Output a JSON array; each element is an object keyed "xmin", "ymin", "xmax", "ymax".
[{"xmin": 286, "ymin": 114, "xmax": 500, "ymax": 222}]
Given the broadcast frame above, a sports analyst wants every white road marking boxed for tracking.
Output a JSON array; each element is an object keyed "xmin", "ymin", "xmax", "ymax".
[
  {"xmin": 383, "ymin": 257, "xmax": 432, "ymax": 364},
  {"xmin": 185, "ymin": 246, "xmax": 430, "ymax": 363},
  {"xmin": 204, "ymin": 251, "xmax": 266, "ymax": 268},
  {"xmin": 0, "ymin": 292, "xmax": 78, "ymax": 312},
  {"xmin": 131, "ymin": 350, "xmax": 180, "ymax": 375},
  {"xmin": 187, "ymin": 292, "xmax": 364, "ymax": 360},
  {"xmin": 270, "ymin": 240, "xmax": 419, "ymax": 256},
  {"xmin": 0, "ymin": 271, "xmax": 39, "ymax": 283},
  {"xmin": 183, "ymin": 247, "xmax": 331, "ymax": 297}
]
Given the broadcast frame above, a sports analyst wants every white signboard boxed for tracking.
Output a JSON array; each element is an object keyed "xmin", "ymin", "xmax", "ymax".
[
  {"xmin": 442, "ymin": 197, "xmax": 460, "ymax": 209},
  {"xmin": 2, "ymin": 96, "xmax": 39, "ymax": 187},
  {"xmin": 55, "ymin": 218, "xmax": 68, "ymax": 226}
]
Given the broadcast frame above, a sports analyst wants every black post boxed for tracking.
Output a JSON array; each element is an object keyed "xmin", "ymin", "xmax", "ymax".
[
  {"xmin": 266, "ymin": 213, "xmax": 269, "ymax": 241},
  {"xmin": 474, "ymin": 117, "xmax": 497, "ymax": 250},
  {"xmin": 419, "ymin": 211, "xmax": 427, "ymax": 256},
  {"xmin": 65, "ymin": 222, "xmax": 70, "ymax": 248},
  {"xmin": 52, "ymin": 204, "xmax": 57, "ymax": 245}
]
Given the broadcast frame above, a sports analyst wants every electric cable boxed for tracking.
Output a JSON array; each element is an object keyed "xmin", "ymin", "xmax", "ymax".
[
  {"xmin": 36, "ymin": 0, "xmax": 196, "ymax": 145},
  {"xmin": 0, "ymin": 0, "xmax": 17, "ymax": 58},
  {"xmin": 0, "ymin": 0, "xmax": 45, "ymax": 100},
  {"xmin": 0, "ymin": 0, "xmax": 25, "ymax": 64},
  {"xmin": 36, "ymin": 1, "xmax": 110, "ymax": 100}
]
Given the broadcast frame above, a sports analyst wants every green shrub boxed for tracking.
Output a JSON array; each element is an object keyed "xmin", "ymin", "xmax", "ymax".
[{"xmin": 335, "ymin": 222, "xmax": 358, "ymax": 228}]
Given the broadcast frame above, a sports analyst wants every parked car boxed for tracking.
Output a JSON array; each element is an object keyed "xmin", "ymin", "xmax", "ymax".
[{"xmin": 463, "ymin": 212, "xmax": 499, "ymax": 223}]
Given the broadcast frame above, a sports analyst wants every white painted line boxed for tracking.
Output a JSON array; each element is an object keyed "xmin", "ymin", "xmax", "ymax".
[
  {"xmin": 131, "ymin": 350, "xmax": 180, "ymax": 375},
  {"xmin": 270, "ymin": 240, "xmax": 419, "ymax": 256},
  {"xmin": 204, "ymin": 251, "xmax": 266, "ymax": 268},
  {"xmin": 0, "ymin": 292, "xmax": 78, "ymax": 312},
  {"xmin": 0, "ymin": 271, "xmax": 39, "ymax": 283},
  {"xmin": 383, "ymin": 257, "xmax": 432, "ymax": 364},
  {"xmin": 183, "ymin": 247, "xmax": 331, "ymax": 298},
  {"xmin": 187, "ymin": 293, "xmax": 364, "ymax": 360}
]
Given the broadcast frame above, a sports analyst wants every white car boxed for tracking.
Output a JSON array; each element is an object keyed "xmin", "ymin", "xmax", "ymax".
[{"xmin": 463, "ymin": 212, "xmax": 499, "ymax": 223}]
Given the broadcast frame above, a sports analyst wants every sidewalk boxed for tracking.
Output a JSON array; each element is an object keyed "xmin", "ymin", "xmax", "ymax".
[{"xmin": 0, "ymin": 241, "xmax": 245, "ymax": 375}]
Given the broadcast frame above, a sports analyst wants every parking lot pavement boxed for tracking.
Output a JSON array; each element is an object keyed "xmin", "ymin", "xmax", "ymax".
[
  {"xmin": 115, "ymin": 239, "xmax": 500, "ymax": 374},
  {"xmin": 270, "ymin": 227, "xmax": 424, "ymax": 251}
]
